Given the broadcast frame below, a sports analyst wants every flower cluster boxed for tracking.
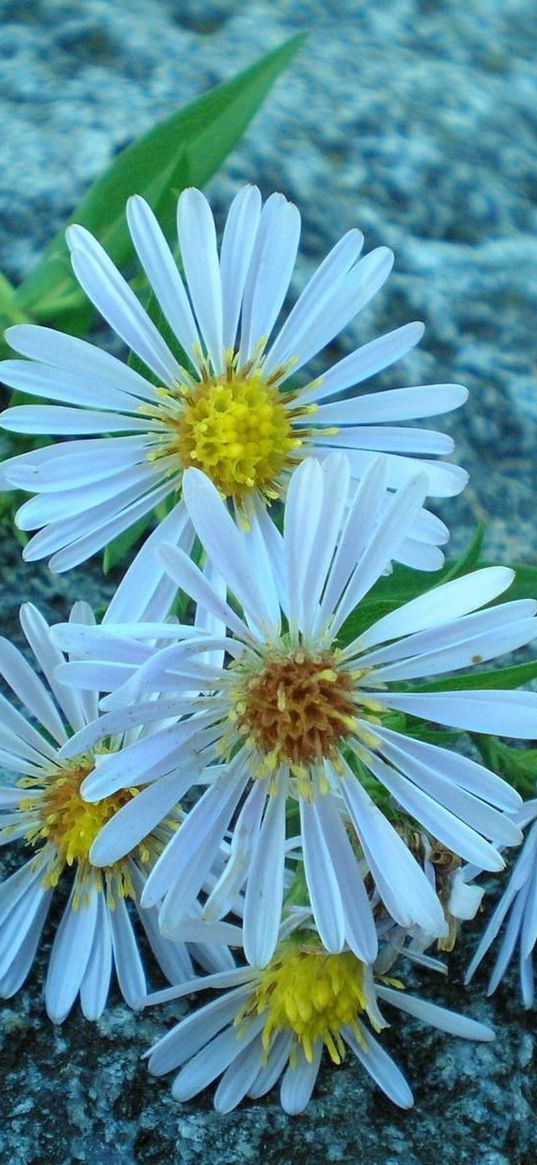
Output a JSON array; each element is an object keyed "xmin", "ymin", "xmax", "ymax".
[{"xmin": 0, "ymin": 186, "xmax": 536, "ymax": 1113}]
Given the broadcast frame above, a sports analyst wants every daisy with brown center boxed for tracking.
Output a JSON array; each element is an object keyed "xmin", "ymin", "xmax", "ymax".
[
  {"xmin": 0, "ymin": 184, "xmax": 467, "ymax": 572},
  {"xmin": 140, "ymin": 926, "xmax": 494, "ymax": 1115},
  {"xmin": 57, "ymin": 454, "xmax": 537, "ymax": 972}
]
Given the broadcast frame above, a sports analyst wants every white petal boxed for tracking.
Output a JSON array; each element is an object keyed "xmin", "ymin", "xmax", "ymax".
[
  {"xmin": 19, "ymin": 603, "xmax": 86, "ymax": 733},
  {"xmin": 280, "ymin": 1044, "xmax": 322, "ymax": 1115},
  {"xmin": 376, "ymin": 689, "xmax": 537, "ymax": 738},
  {"xmin": 220, "ymin": 185, "xmax": 262, "ymax": 351},
  {"xmin": 344, "ymin": 1025, "xmax": 413, "ymax": 1108},
  {"xmin": 67, "ymin": 225, "xmax": 182, "ymax": 385},
  {"xmin": 109, "ymin": 894, "xmax": 146, "ymax": 1007},
  {"xmin": 298, "ymin": 324, "xmax": 426, "ymax": 405},
  {"xmin": 1, "ymin": 405, "xmax": 156, "ymax": 435},
  {"xmin": 90, "ymin": 768, "xmax": 193, "ymax": 866},
  {"xmin": 300, "ymin": 797, "xmax": 346, "ymax": 953},
  {"xmin": 79, "ymin": 890, "xmax": 113, "ymax": 1020},
  {"xmin": 127, "ymin": 195, "xmax": 201, "ymax": 367},
  {"xmin": 278, "ymin": 247, "xmax": 394, "ymax": 376},
  {"xmin": 243, "ymin": 784, "xmax": 286, "ymax": 966},
  {"xmin": 182, "ymin": 468, "xmax": 280, "ymax": 634},
  {"xmin": 358, "ymin": 567, "xmax": 516, "ymax": 649},
  {"xmin": 177, "ymin": 188, "xmax": 223, "ymax": 372},
  {"xmin": 147, "ymin": 765, "xmax": 248, "ymax": 911},
  {"xmin": 377, "ymin": 985, "xmax": 494, "ymax": 1040},
  {"xmin": 330, "ymin": 470, "xmax": 429, "ymax": 633},
  {"xmin": 214, "ymin": 1034, "xmax": 266, "ymax": 1112},
  {"xmin": 313, "ymin": 381, "xmax": 468, "ymax": 419},
  {"xmin": 45, "ymin": 881, "xmax": 99, "ymax": 1022},
  {"xmin": 239, "ymin": 193, "xmax": 301, "ymax": 362},
  {"xmin": 340, "ymin": 764, "xmax": 447, "ymax": 935},
  {"xmin": 159, "ymin": 543, "xmax": 253, "ymax": 642},
  {"xmin": 5, "ymin": 324, "xmax": 160, "ymax": 402},
  {"xmin": 171, "ymin": 1017, "xmax": 265, "ymax": 1101},
  {"xmin": 147, "ymin": 984, "xmax": 253, "ymax": 1075},
  {"xmin": 0, "ymin": 635, "xmax": 67, "ymax": 744},
  {"xmin": 311, "ymin": 792, "xmax": 378, "ymax": 962},
  {"xmin": 284, "ymin": 458, "xmax": 325, "ymax": 632},
  {"xmin": 264, "ymin": 228, "xmax": 365, "ymax": 375}
]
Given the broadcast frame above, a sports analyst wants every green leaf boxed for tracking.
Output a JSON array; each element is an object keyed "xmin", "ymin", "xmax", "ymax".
[
  {"xmin": 411, "ymin": 657, "xmax": 537, "ymax": 693},
  {"xmin": 12, "ymin": 35, "xmax": 305, "ymax": 334},
  {"xmin": 473, "ymin": 736, "xmax": 537, "ymax": 798}
]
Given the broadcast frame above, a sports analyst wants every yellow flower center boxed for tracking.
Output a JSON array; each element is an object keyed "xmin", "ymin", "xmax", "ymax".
[
  {"xmin": 231, "ymin": 649, "xmax": 357, "ymax": 775},
  {"xmin": 174, "ymin": 370, "xmax": 301, "ymax": 500},
  {"xmin": 245, "ymin": 944, "xmax": 371, "ymax": 1064},
  {"xmin": 21, "ymin": 757, "xmax": 139, "ymax": 899}
]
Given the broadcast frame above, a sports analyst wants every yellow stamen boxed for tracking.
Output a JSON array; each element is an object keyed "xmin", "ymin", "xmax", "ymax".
[{"xmin": 240, "ymin": 941, "xmax": 380, "ymax": 1065}]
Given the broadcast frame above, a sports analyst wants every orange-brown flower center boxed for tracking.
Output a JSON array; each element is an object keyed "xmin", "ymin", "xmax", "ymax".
[{"xmin": 235, "ymin": 649, "xmax": 356, "ymax": 768}]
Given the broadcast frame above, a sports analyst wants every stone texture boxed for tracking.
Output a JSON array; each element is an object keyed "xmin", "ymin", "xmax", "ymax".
[{"xmin": 0, "ymin": 0, "xmax": 536, "ymax": 1161}]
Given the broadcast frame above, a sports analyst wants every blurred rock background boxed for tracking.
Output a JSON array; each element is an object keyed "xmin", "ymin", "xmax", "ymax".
[{"xmin": 0, "ymin": 1, "xmax": 536, "ymax": 1161}]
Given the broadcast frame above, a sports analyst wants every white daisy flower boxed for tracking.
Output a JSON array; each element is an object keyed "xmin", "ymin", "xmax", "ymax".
[
  {"xmin": 0, "ymin": 185, "xmax": 468, "ymax": 572},
  {"xmin": 141, "ymin": 930, "xmax": 494, "ymax": 1114},
  {"xmin": 0, "ymin": 599, "xmax": 229, "ymax": 1022},
  {"xmin": 54, "ymin": 455, "xmax": 535, "ymax": 968},
  {"xmin": 465, "ymin": 799, "xmax": 537, "ymax": 1007}
]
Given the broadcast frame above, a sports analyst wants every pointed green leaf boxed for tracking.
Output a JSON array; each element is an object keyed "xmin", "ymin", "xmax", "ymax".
[
  {"xmin": 12, "ymin": 34, "xmax": 305, "ymax": 332},
  {"xmin": 410, "ymin": 657, "xmax": 537, "ymax": 693}
]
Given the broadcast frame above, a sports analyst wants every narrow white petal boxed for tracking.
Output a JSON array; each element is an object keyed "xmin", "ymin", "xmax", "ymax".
[
  {"xmin": 182, "ymin": 468, "xmax": 280, "ymax": 633},
  {"xmin": 0, "ymin": 636, "xmax": 67, "ymax": 744},
  {"xmin": 330, "ymin": 471, "xmax": 429, "ymax": 633},
  {"xmin": 90, "ymin": 768, "xmax": 193, "ymax": 866},
  {"xmin": 214, "ymin": 1035, "xmax": 266, "ymax": 1112},
  {"xmin": 298, "ymin": 324, "xmax": 426, "ymax": 406},
  {"xmin": 109, "ymin": 894, "xmax": 146, "ymax": 1007},
  {"xmin": 344, "ymin": 1025, "xmax": 413, "ymax": 1108},
  {"xmin": 312, "ymin": 792, "xmax": 378, "ymax": 962},
  {"xmin": 362, "ymin": 748, "xmax": 506, "ymax": 871},
  {"xmin": 79, "ymin": 891, "xmax": 112, "ymax": 1020},
  {"xmin": 220, "ymin": 185, "xmax": 262, "ymax": 350},
  {"xmin": 284, "ymin": 458, "xmax": 324, "ymax": 632},
  {"xmin": 177, "ymin": 188, "xmax": 223, "ymax": 372},
  {"xmin": 264, "ymin": 228, "xmax": 365, "ymax": 375},
  {"xmin": 1, "ymin": 405, "xmax": 156, "ymax": 436},
  {"xmin": 19, "ymin": 603, "xmax": 86, "ymax": 733},
  {"xmin": 280, "ymin": 1044, "xmax": 322, "ymax": 1115},
  {"xmin": 243, "ymin": 784, "xmax": 286, "ymax": 967},
  {"xmin": 148, "ymin": 985, "xmax": 253, "ymax": 1075},
  {"xmin": 358, "ymin": 567, "xmax": 516, "ymax": 649},
  {"xmin": 312, "ymin": 381, "xmax": 468, "ymax": 419},
  {"xmin": 239, "ymin": 193, "xmax": 301, "ymax": 362},
  {"xmin": 279, "ymin": 247, "xmax": 394, "ymax": 376},
  {"xmin": 377, "ymin": 985, "xmax": 494, "ymax": 1040},
  {"xmin": 340, "ymin": 765, "xmax": 447, "ymax": 935},
  {"xmin": 159, "ymin": 543, "xmax": 253, "ymax": 642},
  {"xmin": 171, "ymin": 1017, "xmax": 265, "ymax": 1101},
  {"xmin": 127, "ymin": 195, "xmax": 201, "ymax": 366},
  {"xmin": 67, "ymin": 225, "xmax": 182, "ymax": 384},
  {"xmin": 376, "ymin": 689, "xmax": 537, "ymax": 738},
  {"xmin": 146, "ymin": 766, "xmax": 248, "ymax": 910},
  {"xmin": 45, "ymin": 882, "xmax": 99, "ymax": 1022},
  {"xmin": 5, "ymin": 324, "xmax": 160, "ymax": 402},
  {"xmin": 300, "ymin": 797, "xmax": 346, "ymax": 953}
]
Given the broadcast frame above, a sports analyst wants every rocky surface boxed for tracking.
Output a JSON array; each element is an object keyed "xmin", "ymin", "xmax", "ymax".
[{"xmin": 0, "ymin": 0, "xmax": 536, "ymax": 1161}]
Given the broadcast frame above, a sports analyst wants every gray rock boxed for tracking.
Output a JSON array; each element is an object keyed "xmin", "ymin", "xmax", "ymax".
[{"xmin": 1, "ymin": 0, "xmax": 536, "ymax": 1161}]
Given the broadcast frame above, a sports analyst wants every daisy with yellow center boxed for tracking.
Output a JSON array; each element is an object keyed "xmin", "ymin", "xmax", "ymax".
[
  {"xmin": 0, "ymin": 184, "xmax": 468, "ymax": 572},
  {"xmin": 61, "ymin": 455, "xmax": 535, "ymax": 972},
  {"xmin": 0, "ymin": 600, "xmax": 210, "ymax": 1023},
  {"xmin": 142, "ymin": 927, "xmax": 494, "ymax": 1115}
]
